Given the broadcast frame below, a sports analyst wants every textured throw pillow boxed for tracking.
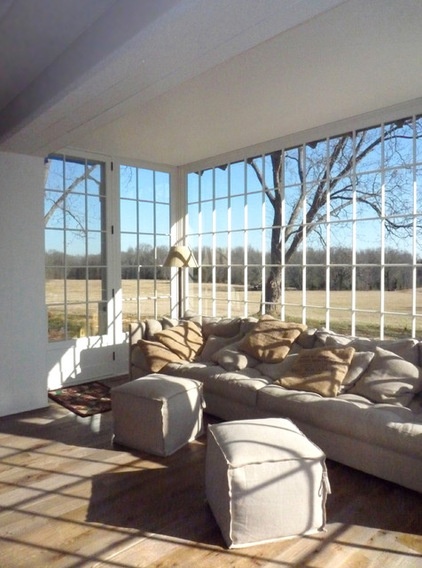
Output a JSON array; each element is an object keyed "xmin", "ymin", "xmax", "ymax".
[
  {"xmin": 136, "ymin": 339, "xmax": 182, "ymax": 372},
  {"xmin": 278, "ymin": 346, "xmax": 355, "ymax": 397},
  {"xmin": 155, "ymin": 320, "xmax": 203, "ymax": 361},
  {"xmin": 349, "ymin": 347, "xmax": 422, "ymax": 406},
  {"xmin": 239, "ymin": 316, "xmax": 307, "ymax": 363}
]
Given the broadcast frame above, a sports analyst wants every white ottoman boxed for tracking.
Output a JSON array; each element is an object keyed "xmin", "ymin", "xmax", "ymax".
[
  {"xmin": 111, "ymin": 374, "xmax": 204, "ymax": 456},
  {"xmin": 206, "ymin": 418, "xmax": 330, "ymax": 548}
]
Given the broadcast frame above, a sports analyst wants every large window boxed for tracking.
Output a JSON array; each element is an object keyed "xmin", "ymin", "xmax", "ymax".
[
  {"xmin": 120, "ymin": 165, "xmax": 171, "ymax": 329},
  {"xmin": 45, "ymin": 157, "xmax": 172, "ymax": 342},
  {"xmin": 45, "ymin": 155, "xmax": 108, "ymax": 341},
  {"xmin": 186, "ymin": 115, "xmax": 422, "ymax": 338}
]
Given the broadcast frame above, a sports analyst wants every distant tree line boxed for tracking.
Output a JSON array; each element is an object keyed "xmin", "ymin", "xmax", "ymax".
[{"xmin": 46, "ymin": 244, "xmax": 422, "ymax": 291}]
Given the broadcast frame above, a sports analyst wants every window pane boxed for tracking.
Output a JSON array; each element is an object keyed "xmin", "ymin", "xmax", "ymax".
[
  {"xmin": 138, "ymin": 169, "xmax": 154, "ymax": 200},
  {"xmin": 230, "ymin": 161, "xmax": 244, "ymax": 196},
  {"xmin": 384, "ymin": 118, "xmax": 413, "ymax": 167},
  {"xmin": 247, "ymin": 192, "xmax": 263, "ymax": 229},
  {"xmin": 215, "ymin": 167, "xmax": 228, "ymax": 198},
  {"xmin": 187, "ymin": 172, "xmax": 199, "ymax": 203},
  {"xmin": 188, "ymin": 202, "xmax": 199, "ymax": 233},
  {"xmin": 87, "ymin": 195, "xmax": 103, "ymax": 230},
  {"xmin": 86, "ymin": 163, "xmax": 103, "ymax": 195},
  {"xmin": 355, "ymin": 126, "xmax": 382, "ymax": 173},
  {"xmin": 201, "ymin": 200, "xmax": 214, "ymax": 234},
  {"xmin": 306, "ymin": 138, "xmax": 328, "ymax": 183},
  {"xmin": 121, "ymin": 199, "xmax": 137, "ymax": 232},
  {"xmin": 230, "ymin": 195, "xmax": 244, "ymax": 231},
  {"xmin": 156, "ymin": 203, "xmax": 170, "ymax": 234},
  {"xmin": 200, "ymin": 169, "xmax": 213, "ymax": 201},
  {"xmin": 155, "ymin": 171, "xmax": 170, "ymax": 202},
  {"xmin": 120, "ymin": 166, "xmax": 137, "ymax": 198}
]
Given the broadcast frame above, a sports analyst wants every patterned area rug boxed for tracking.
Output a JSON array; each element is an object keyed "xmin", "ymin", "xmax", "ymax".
[{"xmin": 48, "ymin": 381, "xmax": 111, "ymax": 417}]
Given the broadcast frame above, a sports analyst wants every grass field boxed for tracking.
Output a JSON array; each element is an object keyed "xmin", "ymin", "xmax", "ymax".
[{"xmin": 46, "ymin": 279, "xmax": 422, "ymax": 339}]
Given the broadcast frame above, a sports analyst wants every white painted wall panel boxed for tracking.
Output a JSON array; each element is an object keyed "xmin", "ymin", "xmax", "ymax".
[{"xmin": 0, "ymin": 152, "xmax": 48, "ymax": 416}]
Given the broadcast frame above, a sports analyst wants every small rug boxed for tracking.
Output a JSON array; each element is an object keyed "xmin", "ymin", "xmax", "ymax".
[{"xmin": 48, "ymin": 381, "xmax": 111, "ymax": 417}]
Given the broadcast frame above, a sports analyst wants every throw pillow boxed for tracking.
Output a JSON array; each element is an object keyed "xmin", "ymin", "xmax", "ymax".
[
  {"xmin": 341, "ymin": 350, "xmax": 375, "ymax": 391},
  {"xmin": 213, "ymin": 340, "xmax": 260, "ymax": 371},
  {"xmin": 349, "ymin": 347, "xmax": 422, "ymax": 406},
  {"xmin": 278, "ymin": 346, "xmax": 355, "ymax": 397},
  {"xmin": 200, "ymin": 333, "xmax": 243, "ymax": 361},
  {"xmin": 155, "ymin": 320, "xmax": 203, "ymax": 361},
  {"xmin": 239, "ymin": 316, "xmax": 307, "ymax": 363},
  {"xmin": 136, "ymin": 339, "xmax": 182, "ymax": 372}
]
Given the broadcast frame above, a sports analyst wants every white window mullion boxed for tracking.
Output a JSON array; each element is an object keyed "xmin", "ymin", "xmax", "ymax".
[
  {"xmin": 351, "ymin": 133, "xmax": 357, "ymax": 336},
  {"xmin": 325, "ymin": 175, "xmax": 331, "ymax": 331},
  {"xmin": 380, "ymin": 125, "xmax": 386, "ymax": 339},
  {"xmin": 301, "ymin": 146, "xmax": 307, "ymax": 325},
  {"xmin": 280, "ymin": 151, "xmax": 286, "ymax": 321},
  {"xmin": 243, "ymin": 160, "xmax": 248, "ymax": 318},
  {"xmin": 261, "ymin": 155, "xmax": 266, "ymax": 315},
  {"xmin": 412, "ymin": 115, "xmax": 418, "ymax": 337}
]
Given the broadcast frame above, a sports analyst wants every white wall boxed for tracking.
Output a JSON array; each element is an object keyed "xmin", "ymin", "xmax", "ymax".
[{"xmin": 0, "ymin": 152, "xmax": 48, "ymax": 416}]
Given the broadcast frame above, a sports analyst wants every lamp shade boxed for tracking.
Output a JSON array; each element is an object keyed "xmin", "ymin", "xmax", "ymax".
[{"xmin": 163, "ymin": 245, "xmax": 198, "ymax": 268}]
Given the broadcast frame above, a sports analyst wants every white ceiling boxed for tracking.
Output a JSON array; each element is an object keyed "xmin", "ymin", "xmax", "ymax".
[{"xmin": 1, "ymin": 0, "xmax": 422, "ymax": 166}]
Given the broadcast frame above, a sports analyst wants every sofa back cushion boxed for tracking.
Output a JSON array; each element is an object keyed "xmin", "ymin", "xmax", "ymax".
[
  {"xmin": 315, "ymin": 328, "xmax": 420, "ymax": 366},
  {"xmin": 349, "ymin": 347, "xmax": 422, "ymax": 406},
  {"xmin": 202, "ymin": 317, "xmax": 242, "ymax": 339}
]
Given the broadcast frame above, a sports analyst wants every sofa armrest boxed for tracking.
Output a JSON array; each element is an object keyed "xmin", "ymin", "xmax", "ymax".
[
  {"xmin": 128, "ymin": 321, "xmax": 147, "ymax": 379},
  {"xmin": 129, "ymin": 321, "xmax": 146, "ymax": 346}
]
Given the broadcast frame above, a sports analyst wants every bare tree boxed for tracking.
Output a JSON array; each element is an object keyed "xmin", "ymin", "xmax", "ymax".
[
  {"xmin": 44, "ymin": 158, "xmax": 98, "ymax": 229},
  {"xmin": 248, "ymin": 118, "xmax": 419, "ymax": 312}
]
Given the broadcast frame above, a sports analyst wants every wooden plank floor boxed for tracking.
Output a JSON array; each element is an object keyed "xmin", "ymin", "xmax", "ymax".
[{"xmin": 0, "ymin": 380, "xmax": 421, "ymax": 567}]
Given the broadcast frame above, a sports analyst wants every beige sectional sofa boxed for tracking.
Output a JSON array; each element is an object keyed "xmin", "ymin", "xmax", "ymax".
[{"xmin": 129, "ymin": 314, "xmax": 422, "ymax": 493}]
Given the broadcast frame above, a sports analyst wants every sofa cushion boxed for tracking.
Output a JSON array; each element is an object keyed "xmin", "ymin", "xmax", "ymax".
[
  {"xmin": 136, "ymin": 339, "xmax": 183, "ymax": 372},
  {"xmin": 203, "ymin": 368, "xmax": 270, "ymax": 408},
  {"xmin": 278, "ymin": 346, "xmax": 355, "ymax": 397},
  {"xmin": 239, "ymin": 316, "xmax": 306, "ymax": 363},
  {"xmin": 155, "ymin": 320, "xmax": 203, "ymax": 361},
  {"xmin": 202, "ymin": 317, "xmax": 242, "ymax": 339},
  {"xmin": 315, "ymin": 328, "xmax": 420, "ymax": 366},
  {"xmin": 349, "ymin": 347, "xmax": 422, "ymax": 406},
  {"xmin": 163, "ymin": 361, "xmax": 224, "ymax": 382}
]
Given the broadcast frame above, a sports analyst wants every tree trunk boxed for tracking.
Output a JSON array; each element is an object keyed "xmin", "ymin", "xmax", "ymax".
[{"xmin": 264, "ymin": 267, "xmax": 282, "ymax": 315}]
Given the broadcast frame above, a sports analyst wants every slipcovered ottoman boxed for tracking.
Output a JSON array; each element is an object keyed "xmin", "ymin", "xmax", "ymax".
[
  {"xmin": 111, "ymin": 374, "xmax": 204, "ymax": 456},
  {"xmin": 205, "ymin": 418, "xmax": 330, "ymax": 548}
]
